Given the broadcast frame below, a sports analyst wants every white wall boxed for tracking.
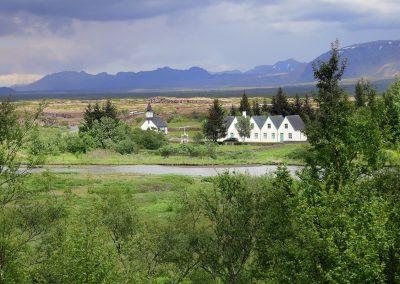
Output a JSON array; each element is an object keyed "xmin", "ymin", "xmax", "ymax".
[
  {"xmin": 260, "ymin": 117, "xmax": 280, "ymax": 143},
  {"xmin": 220, "ymin": 116, "xmax": 307, "ymax": 143},
  {"xmin": 277, "ymin": 117, "xmax": 307, "ymax": 142},
  {"xmin": 246, "ymin": 117, "xmax": 262, "ymax": 142}
]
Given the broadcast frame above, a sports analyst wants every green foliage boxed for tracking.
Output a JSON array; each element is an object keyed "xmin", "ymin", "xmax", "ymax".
[
  {"xmin": 235, "ymin": 115, "xmax": 253, "ymax": 142},
  {"xmin": 203, "ymin": 99, "xmax": 227, "ymax": 142},
  {"xmin": 158, "ymin": 143, "xmax": 216, "ymax": 159},
  {"xmin": 192, "ymin": 131, "xmax": 205, "ymax": 144},
  {"xmin": 239, "ymin": 91, "xmax": 251, "ymax": 115},
  {"xmin": 383, "ymin": 79, "xmax": 400, "ymax": 144},
  {"xmin": 252, "ymin": 99, "xmax": 261, "ymax": 115},
  {"xmin": 304, "ymin": 40, "xmax": 385, "ymax": 191},
  {"xmin": 115, "ymin": 139, "xmax": 139, "ymax": 155},
  {"xmin": 81, "ymin": 99, "xmax": 119, "ymax": 132},
  {"xmin": 270, "ymin": 87, "xmax": 291, "ymax": 116}
]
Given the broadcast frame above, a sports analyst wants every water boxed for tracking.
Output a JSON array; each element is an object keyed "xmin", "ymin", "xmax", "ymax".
[{"xmin": 30, "ymin": 165, "xmax": 302, "ymax": 177}]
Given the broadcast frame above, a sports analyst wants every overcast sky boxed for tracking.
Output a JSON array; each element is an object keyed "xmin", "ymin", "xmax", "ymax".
[{"xmin": 0, "ymin": 0, "xmax": 400, "ymax": 86}]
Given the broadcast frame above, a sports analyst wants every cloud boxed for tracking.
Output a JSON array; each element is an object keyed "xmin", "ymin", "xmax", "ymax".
[{"xmin": 0, "ymin": 0, "xmax": 400, "ymax": 83}]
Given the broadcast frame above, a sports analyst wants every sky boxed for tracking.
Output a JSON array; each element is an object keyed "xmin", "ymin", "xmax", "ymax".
[{"xmin": 0, "ymin": 0, "xmax": 400, "ymax": 86}]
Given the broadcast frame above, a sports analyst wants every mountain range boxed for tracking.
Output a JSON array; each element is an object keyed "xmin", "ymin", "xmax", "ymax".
[{"xmin": 14, "ymin": 40, "xmax": 400, "ymax": 92}]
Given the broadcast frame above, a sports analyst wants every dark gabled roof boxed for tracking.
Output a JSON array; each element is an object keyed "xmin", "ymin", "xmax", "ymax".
[
  {"xmin": 224, "ymin": 116, "xmax": 235, "ymax": 128},
  {"xmin": 269, "ymin": 115, "xmax": 284, "ymax": 129},
  {"xmin": 286, "ymin": 115, "xmax": 305, "ymax": 131},
  {"xmin": 148, "ymin": 116, "xmax": 167, "ymax": 128},
  {"xmin": 252, "ymin": 116, "xmax": 267, "ymax": 129},
  {"xmin": 146, "ymin": 103, "xmax": 153, "ymax": 112}
]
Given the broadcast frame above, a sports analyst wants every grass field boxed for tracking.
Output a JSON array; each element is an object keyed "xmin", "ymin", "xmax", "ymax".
[
  {"xmin": 28, "ymin": 172, "xmax": 207, "ymax": 220},
  {"xmin": 45, "ymin": 143, "xmax": 308, "ymax": 166}
]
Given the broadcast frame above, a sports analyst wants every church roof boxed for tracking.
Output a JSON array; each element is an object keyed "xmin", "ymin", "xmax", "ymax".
[{"xmin": 146, "ymin": 103, "xmax": 153, "ymax": 112}]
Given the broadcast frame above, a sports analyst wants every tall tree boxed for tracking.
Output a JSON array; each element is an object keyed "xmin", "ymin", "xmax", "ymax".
[
  {"xmin": 302, "ymin": 94, "xmax": 314, "ymax": 121},
  {"xmin": 103, "ymin": 99, "xmax": 119, "ymax": 120},
  {"xmin": 383, "ymin": 80, "xmax": 400, "ymax": 143},
  {"xmin": 239, "ymin": 91, "xmax": 251, "ymax": 115},
  {"xmin": 354, "ymin": 78, "xmax": 370, "ymax": 108},
  {"xmin": 304, "ymin": 40, "xmax": 385, "ymax": 191},
  {"xmin": 270, "ymin": 87, "xmax": 291, "ymax": 116},
  {"xmin": 292, "ymin": 94, "xmax": 303, "ymax": 115},
  {"xmin": 203, "ymin": 99, "xmax": 227, "ymax": 142},
  {"xmin": 229, "ymin": 104, "xmax": 238, "ymax": 116},
  {"xmin": 0, "ymin": 98, "xmax": 64, "ymax": 282},
  {"xmin": 252, "ymin": 99, "xmax": 261, "ymax": 115},
  {"xmin": 261, "ymin": 98, "xmax": 269, "ymax": 114},
  {"xmin": 235, "ymin": 116, "xmax": 253, "ymax": 142}
]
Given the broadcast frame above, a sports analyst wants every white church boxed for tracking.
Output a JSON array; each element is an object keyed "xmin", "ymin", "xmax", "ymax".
[
  {"xmin": 140, "ymin": 103, "xmax": 168, "ymax": 134},
  {"xmin": 221, "ymin": 111, "xmax": 307, "ymax": 143}
]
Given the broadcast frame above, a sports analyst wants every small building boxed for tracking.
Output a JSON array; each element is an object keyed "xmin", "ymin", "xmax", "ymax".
[
  {"xmin": 221, "ymin": 112, "xmax": 306, "ymax": 143},
  {"xmin": 277, "ymin": 115, "xmax": 307, "ymax": 142},
  {"xmin": 140, "ymin": 103, "xmax": 168, "ymax": 134}
]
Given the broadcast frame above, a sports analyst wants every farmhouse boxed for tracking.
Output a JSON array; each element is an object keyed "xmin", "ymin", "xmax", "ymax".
[
  {"xmin": 140, "ymin": 103, "xmax": 168, "ymax": 134},
  {"xmin": 222, "ymin": 111, "xmax": 306, "ymax": 143}
]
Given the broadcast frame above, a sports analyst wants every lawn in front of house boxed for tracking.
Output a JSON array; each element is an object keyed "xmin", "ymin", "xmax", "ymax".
[{"xmin": 45, "ymin": 142, "xmax": 308, "ymax": 166}]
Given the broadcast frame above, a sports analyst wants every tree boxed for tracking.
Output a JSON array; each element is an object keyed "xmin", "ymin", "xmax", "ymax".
[
  {"xmin": 203, "ymin": 99, "xmax": 227, "ymax": 142},
  {"xmin": 103, "ymin": 99, "xmax": 119, "ymax": 121},
  {"xmin": 261, "ymin": 98, "xmax": 269, "ymax": 114},
  {"xmin": 252, "ymin": 99, "xmax": 261, "ymax": 115},
  {"xmin": 81, "ymin": 100, "xmax": 118, "ymax": 132},
  {"xmin": 185, "ymin": 173, "xmax": 266, "ymax": 283},
  {"xmin": 270, "ymin": 87, "xmax": 291, "ymax": 116},
  {"xmin": 229, "ymin": 104, "xmax": 238, "ymax": 116},
  {"xmin": 383, "ymin": 80, "xmax": 400, "ymax": 144},
  {"xmin": 0, "ymin": 98, "xmax": 64, "ymax": 282},
  {"xmin": 239, "ymin": 91, "xmax": 251, "ymax": 115},
  {"xmin": 235, "ymin": 116, "xmax": 253, "ymax": 142},
  {"xmin": 302, "ymin": 94, "xmax": 314, "ymax": 121},
  {"xmin": 354, "ymin": 78, "xmax": 371, "ymax": 108},
  {"xmin": 292, "ymin": 94, "xmax": 303, "ymax": 115},
  {"xmin": 304, "ymin": 39, "xmax": 385, "ymax": 191}
]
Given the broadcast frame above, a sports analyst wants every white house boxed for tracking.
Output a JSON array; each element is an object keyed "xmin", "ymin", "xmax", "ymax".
[
  {"xmin": 277, "ymin": 115, "xmax": 307, "ymax": 142},
  {"xmin": 221, "ymin": 112, "xmax": 306, "ymax": 143},
  {"xmin": 140, "ymin": 103, "xmax": 168, "ymax": 134},
  {"xmin": 259, "ymin": 115, "xmax": 284, "ymax": 142}
]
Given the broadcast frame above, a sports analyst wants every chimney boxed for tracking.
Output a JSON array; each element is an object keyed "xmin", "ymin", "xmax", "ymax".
[{"xmin": 242, "ymin": 111, "xmax": 247, "ymax": 117}]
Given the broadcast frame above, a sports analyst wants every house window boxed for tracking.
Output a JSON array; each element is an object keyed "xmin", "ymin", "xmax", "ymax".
[
  {"xmin": 230, "ymin": 133, "xmax": 234, "ymax": 138},
  {"xmin": 267, "ymin": 123, "xmax": 271, "ymax": 129},
  {"xmin": 289, "ymin": 133, "xmax": 292, "ymax": 139},
  {"xmin": 251, "ymin": 123, "xmax": 254, "ymax": 128},
  {"xmin": 254, "ymin": 133, "xmax": 258, "ymax": 139},
  {"xmin": 285, "ymin": 123, "xmax": 288, "ymax": 129},
  {"xmin": 263, "ymin": 133, "xmax": 267, "ymax": 139},
  {"xmin": 271, "ymin": 133, "xmax": 275, "ymax": 139}
]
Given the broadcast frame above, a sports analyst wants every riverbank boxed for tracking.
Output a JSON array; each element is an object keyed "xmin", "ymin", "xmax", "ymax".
[{"xmin": 44, "ymin": 143, "xmax": 307, "ymax": 166}]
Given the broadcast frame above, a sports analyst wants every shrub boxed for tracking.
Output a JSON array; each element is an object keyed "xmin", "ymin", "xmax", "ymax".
[
  {"xmin": 193, "ymin": 132, "xmax": 205, "ymax": 144},
  {"xmin": 115, "ymin": 139, "xmax": 139, "ymax": 155}
]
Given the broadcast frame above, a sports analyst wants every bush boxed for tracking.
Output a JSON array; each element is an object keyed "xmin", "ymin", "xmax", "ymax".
[
  {"xmin": 193, "ymin": 132, "xmax": 205, "ymax": 144},
  {"xmin": 115, "ymin": 139, "xmax": 139, "ymax": 155},
  {"xmin": 65, "ymin": 133, "xmax": 95, "ymax": 154},
  {"xmin": 158, "ymin": 143, "xmax": 216, "ymax": 158},
  {"xmin": 133, "ymin": 129, "xmax": 167, "ymax": 150}
]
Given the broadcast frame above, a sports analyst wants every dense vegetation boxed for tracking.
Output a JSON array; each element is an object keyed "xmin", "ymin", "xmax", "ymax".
[{"xmin": 1, "ymin": 41, "xmax": 400, "ymax": 283}]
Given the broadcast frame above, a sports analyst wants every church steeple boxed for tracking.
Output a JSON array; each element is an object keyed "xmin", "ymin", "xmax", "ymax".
[{"xmin": 146, "ymin": 103, "xmax": 154, "ymax": 118}]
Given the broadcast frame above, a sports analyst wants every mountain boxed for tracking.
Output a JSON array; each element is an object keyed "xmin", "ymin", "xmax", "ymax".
[
  {"xmin": 298, "ymin": 40, "xmax": 400, "ymax": 82},
  {"xmin": 0, "ymin": 87, "xmax": 16, "ymax": 96},
  {"xmin": 245, "ymin": 59, "xmax": 306, "ymax": 75},
  {"xmin": 16, "ymin": 40, "xmax": 400, "ymax": 92}
]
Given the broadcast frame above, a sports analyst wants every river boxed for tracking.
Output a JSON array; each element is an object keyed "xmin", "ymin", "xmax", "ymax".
[{"xmin": 30, "ymin": 165, "xmax": 302, "ymax": 177}]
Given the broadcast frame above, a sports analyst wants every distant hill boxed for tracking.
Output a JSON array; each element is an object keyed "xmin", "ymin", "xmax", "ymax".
[
  {"xmin": 245, "ymin": 59, "xmax": 306, "ymax": 75},
  {"xmin": 0, "ymin": 87, "xmax": 16, "ymax": 96},
  {"xmin": 299, "ymin": 40, "xmax": 400, "ymax": 82},
  {"xmin": 15, "ymin": 40, "xmax": 400, "ymax": 92}
]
